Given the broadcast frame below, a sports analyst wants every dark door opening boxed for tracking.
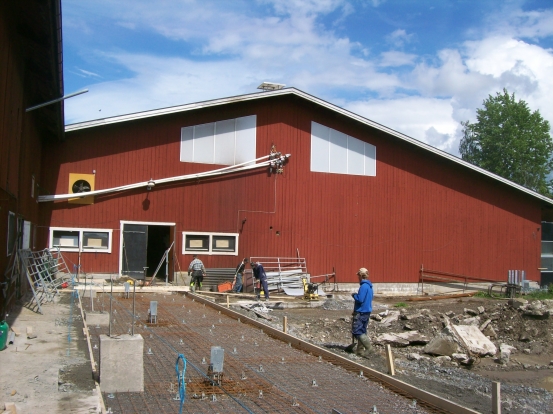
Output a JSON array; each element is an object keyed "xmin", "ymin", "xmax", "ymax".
[{"xmin": 122, "ymin": 223, "xmax": 173, "ymax": 281}]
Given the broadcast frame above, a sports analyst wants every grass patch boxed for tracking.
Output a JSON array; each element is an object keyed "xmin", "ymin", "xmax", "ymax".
[
  {"xmin": 526, "ymin": 284, "xmax": 553, "ymax": 300},
  {"xmin": 394, "ymin": 302, "xmax": 407, "ymax": 308}
]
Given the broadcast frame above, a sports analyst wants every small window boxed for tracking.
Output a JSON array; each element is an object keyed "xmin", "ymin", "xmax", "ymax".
[
  {"xmin": 183, "ymin": 232, "xmax": 238, "ymax": 256},
  {"xmin": 50, "ymin": 227, "xmax": 112, "ymax": 253}
]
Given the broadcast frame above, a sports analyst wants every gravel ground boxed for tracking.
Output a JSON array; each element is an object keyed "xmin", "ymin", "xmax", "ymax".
[{"xmin": 230, "ymin": 293, "xmax": 553, "ymax": 414}]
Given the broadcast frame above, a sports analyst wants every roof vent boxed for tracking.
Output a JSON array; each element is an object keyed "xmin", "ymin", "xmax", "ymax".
[{"xmin": 257, "ymin": 82, "xmax": 286, "ymax": 92}]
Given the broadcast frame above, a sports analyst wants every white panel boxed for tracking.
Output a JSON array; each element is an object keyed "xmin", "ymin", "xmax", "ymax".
[
  {"xmin": 329, "ymin": 129, "xmax": 348, "ymax": 174},
  {"xmin": 22, "ymin": 221, "xmax": 31, "ymax": 249},
  {"xmin": 365, "ymin": 143, "xmax": 376, "ymax": 176},
  {"xmin": 180, "ymin": 126, "xmax": 194, "ymax": 162},
  {"xmin": 194, "ymin": 123, "xmax": 215, "ymax": 164},
  {"xmin": 235, "ymin": 115, "xmax": 256, "ymax": 164},
  {"xmin": 347, "ymin": 136, "xmax": 365, "ymax": 175},
  {"xmin": 311, "ymin": 122, "xmax": 330, "ymax": 172},
  {"xmin": 214, "ymin": 119, "xmax": 235, "ymax": 165}
]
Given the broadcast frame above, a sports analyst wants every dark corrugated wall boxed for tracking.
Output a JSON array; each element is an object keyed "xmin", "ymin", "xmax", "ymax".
[{"xmin": 40, "ymin": 95, "xmax": 542, "ymax": 283}]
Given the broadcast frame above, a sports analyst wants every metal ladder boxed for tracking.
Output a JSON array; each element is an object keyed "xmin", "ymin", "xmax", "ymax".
[{"xmin": 19, "ymin": 248, "xmax": 72, "ymax": 313}]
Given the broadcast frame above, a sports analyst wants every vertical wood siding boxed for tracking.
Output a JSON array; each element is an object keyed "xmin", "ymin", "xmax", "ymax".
[{"xmin": 40, "ymin": 95, "xmax": 542, "ymax": 283}]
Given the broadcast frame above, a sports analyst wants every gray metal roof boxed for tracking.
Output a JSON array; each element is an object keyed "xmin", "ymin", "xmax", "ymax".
[{"xmin": 65, "ymin": 87, "xmax": 553, "ymax": 206}]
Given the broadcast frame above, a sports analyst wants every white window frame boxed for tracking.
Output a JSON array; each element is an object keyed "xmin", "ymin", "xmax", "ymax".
[
  {"xmin": 49, "ymin": 227, "xmax": 113, "ymax": 253},
  {"xmin": 182, "ymin": 231, "xmax": 239, "ymax": 256},
  {"xmin": 311, "ymin": 121, "xmax": 376, "ymax": 176},
  {"xmin": 180, "ymin": 115, "xmax": 256, "ymax": 166}
]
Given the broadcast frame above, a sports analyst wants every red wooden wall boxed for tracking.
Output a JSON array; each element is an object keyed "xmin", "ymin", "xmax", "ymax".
[{"xmin": 39, "ymin": 94, "xmax": 542, "ymax": 283}]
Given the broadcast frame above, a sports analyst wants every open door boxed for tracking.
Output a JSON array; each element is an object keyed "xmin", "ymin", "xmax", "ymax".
[
  {"xmin": 122, "ymin": 224, "xmax": 148, "ymax": 279},
  {"xmin": 121, "ymin": 222, "xmax": 175, "ymax": 281}
]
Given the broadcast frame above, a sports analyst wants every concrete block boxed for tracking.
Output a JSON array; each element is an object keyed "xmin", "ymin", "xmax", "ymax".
[
  {"xmin": 99, "ymin": 334, "xmax": 144, "ymax": 392},
  {"xmin": 85, "ymin": 311, "xmax": 110, "ymax": 326}
]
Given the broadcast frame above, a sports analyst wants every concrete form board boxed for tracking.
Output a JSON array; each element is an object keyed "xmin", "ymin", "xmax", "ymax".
[{"xmin": 99, "ymin": 334, "xmax": 144, "ymax": 392}]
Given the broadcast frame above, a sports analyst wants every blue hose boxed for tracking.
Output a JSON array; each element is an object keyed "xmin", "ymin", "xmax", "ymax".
[{"xmin": 175, "ymin": 353, "xmax": 187, "ymax": 414}]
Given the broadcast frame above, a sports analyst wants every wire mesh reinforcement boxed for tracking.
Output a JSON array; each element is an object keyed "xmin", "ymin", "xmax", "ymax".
[{"xmin": 86, "ymin": 292, "xmax": 442, "ymax": 414}]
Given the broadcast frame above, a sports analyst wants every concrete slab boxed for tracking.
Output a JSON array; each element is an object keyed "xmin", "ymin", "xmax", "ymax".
[
  {"xmin": 99, "ymin": 334, "xmax": 144, "ymax": 392},
  {"xmin": 0, "ymin": 294, "xmax": 100, "ymax": 413}
]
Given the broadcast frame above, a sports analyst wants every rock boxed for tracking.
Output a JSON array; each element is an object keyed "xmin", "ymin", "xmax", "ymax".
[
  {"xmin": 460, "ymin": 316, "xmax": 480, "ymax": 326},
  {"xmin": 477, "ymin": 306, "xmax": 485, "ymax": 314},
  {"xmin": 380, "ymin": 310, "xmax": 400, "ymax": 325},
  {"xmin": 522, "ymin": 309, "xmax": 550, "ymax": 319},
  {"xmin": 445, "ymin": 311, "xmax": 455, "ymax": 318},
  {"xmin": 464, "ymin": 308, "xmax": 478, "ymax": 316},
  {"xmin": 453, "ymin": 325, "xmax": 497, "ymax": 356},
  {"xmin": 407, "ymin": 353, "xmax": 425, "ymax": 361},
  {"xmin": 434, "ymin": 356, "xmax": 451, "ymax": 364},
  {"xmin": 479, "ymin": 318, "xmax": 492, "ymax": 331},
  {"xmin": 424, "ymin": 335, "xmax": 460, "ymax": 356},
  {"xmin": 376, "ymin": 331, "xmax": 430, "ymax": 347},
  {"xmin": 498, "ymin": 344, "xmax": 516, "ymax": 364},
  {"xmin": 370, "ymin": 314, "xmax": 382, "ymax": 321},
  {"xmin": 482, "ymin": 324, "xmax": 497, "ymax": 339},
  {"xmin": 508, "ymin": 298, "xmax": 528, "ymax": 309},
  {"xmin": 523, "ymin": 349, "xmax": 531, "ymax": 354},
  {"xmin": 452, "ymin": 353, "xmax": 469, "ymax": 362},
  {"xmin": 403, "ymin": 324, "xmax": 414, "ymax": 331}
]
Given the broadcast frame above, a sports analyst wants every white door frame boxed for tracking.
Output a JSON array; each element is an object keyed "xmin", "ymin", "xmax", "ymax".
[{"xmin": 119, "ymin": 220, "xmax": 176, "ymax": 277}]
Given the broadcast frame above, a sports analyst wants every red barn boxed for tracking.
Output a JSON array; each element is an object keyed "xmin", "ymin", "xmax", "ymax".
[{"xmin": 37, "ymin": 89, "xmax": 553, "ymax": 287}]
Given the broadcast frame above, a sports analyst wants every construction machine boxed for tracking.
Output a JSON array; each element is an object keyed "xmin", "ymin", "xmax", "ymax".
[{"xmin": 301, "ymin": 276, "xmax": 319, "ymax": 301}]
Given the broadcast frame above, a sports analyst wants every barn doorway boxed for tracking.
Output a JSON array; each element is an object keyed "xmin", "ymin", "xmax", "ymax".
[{"xmin": 120, "ymin": 221, "xmax": 175, "ymax": 281}]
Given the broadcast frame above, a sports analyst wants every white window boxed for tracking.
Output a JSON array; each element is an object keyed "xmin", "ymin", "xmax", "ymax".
[
  {"xmin": 182, "ymin": 232, "xmax": 238, "ymax": 256},
  {"xmin": 311, "ymin": 121, "xmax": 376, "ymax": 176},
  {"xmin": 180, "ymin": 115, "xmax": 256, "ymax": 165},
  {"xmin": 49, "ymin": 227, "xmax": 112, "ymax": 253}
]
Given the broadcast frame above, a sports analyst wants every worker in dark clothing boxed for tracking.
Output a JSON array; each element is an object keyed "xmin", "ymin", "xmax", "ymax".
[
  {"xmin": 232, "ymin": 258, "xmax": 248, "ymax": 293},
  {"xmin": 251, "ymin": 261, "xmax": 269, "ymax": 301},
  {"xmin": 188, "ymin": 255, "xmax": 205, "ymax": 293},
  {"xmin": 351, "ymin": 267, "xmax": 374, "ymax": 357}
]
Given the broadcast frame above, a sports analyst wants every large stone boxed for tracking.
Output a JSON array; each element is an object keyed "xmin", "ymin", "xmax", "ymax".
[
  {"xmin": 99, "ymin": 334, "xmax": 144, "ymax": 393},
  {"xmin": 423, "ymin": 335, "xmax": 460, "ymax": 356},
  {"xmin": 452, "ymin": 325, "xmax": 497, "ymax": 356},
  {"xmin": 376, "ymin": 331, "xmax": 430, "ymax": 347}
]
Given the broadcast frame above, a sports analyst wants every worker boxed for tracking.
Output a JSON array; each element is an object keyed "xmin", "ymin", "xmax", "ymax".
[
  {"xmin": 251, "ymin": 261, "xmax": 269, "ymax": 301},
  {"xmin": 188, "ymin": 255, "xmax": 206, "ymax": 293},
  {"xmin": 232, "ymin": 258, "xmax": 248, "ymax": 293},
  {"xmin": 351, "ymin": 267, "xmax": 373, "ymax": 357}
]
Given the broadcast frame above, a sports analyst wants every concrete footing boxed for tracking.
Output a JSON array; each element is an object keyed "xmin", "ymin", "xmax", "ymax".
[{"xmin": 99, "ymin": 334, "xmax": 144, "ymax": 392}]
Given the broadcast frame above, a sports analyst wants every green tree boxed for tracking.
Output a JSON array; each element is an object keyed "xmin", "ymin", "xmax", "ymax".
[{"xmin": 459, "ymin": 89, "xmax": 553, "ymax": 196}]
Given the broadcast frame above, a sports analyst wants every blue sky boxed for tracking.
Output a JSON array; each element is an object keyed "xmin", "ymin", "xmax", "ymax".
[{"xmin": 62, "ymin": 0, "xmax": 553, "ymax": 156}]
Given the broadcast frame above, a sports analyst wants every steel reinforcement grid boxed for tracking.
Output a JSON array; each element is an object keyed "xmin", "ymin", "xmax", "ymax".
[{"xmin": 84, "ymin": 292, "xmax": 445, "ymax": 414}]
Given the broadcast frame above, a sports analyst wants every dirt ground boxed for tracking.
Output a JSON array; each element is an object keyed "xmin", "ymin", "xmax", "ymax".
[
  {"xmin": 232, "ymin": 293, "xmax": 553, "ymax": 414},
  {"xmin": 3, "ymin": 289, "xmax": 553, "ymax": 414}
]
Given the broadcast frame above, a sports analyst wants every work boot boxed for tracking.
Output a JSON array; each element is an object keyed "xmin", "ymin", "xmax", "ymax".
[
  {"xmin": 356, "ymin": 334, "xmax": 373, "ymax": 357},
  {"xmin": 190, "ymin": 282, "xmax": 195, "ymax": 293}
]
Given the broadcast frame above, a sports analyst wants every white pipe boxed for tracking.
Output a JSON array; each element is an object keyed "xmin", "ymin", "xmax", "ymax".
[{"xmin": 38, "ymin": 154, "xmax": 291, "ymax": 203}]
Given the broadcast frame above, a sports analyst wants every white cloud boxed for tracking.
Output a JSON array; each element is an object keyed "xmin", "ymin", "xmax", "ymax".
[
  {"xmin": 379, "ymin": 51, "xmax": 417, "ymax": 67},
  {"xmin": 345, "ymin": 96, "xmax": 460, "ymax": 153},
  {"xmin": 386, "ymin": 29, "xmax": 414, "ymax": 48},
  {"xmin": 63, "ymin": 0, "xmax": 553, "ymax": 160}
]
